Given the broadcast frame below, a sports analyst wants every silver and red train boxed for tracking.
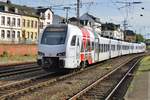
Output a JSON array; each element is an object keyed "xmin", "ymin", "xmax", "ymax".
[{"xmin": 37, "ymin": 24, "xmax": 146, "ymax": 70}]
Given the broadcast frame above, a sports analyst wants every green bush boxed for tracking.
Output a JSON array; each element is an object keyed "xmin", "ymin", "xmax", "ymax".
[
  {"xmin": 24, "ymin": 54, "xmax": 30, "ymax": 56},
  {"xmin": 1, "ymin": 51, "xmax": 9, "ymax": 57}
]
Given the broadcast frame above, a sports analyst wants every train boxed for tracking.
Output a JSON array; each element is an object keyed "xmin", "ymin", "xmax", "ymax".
[{"xmin": 37, "ymin": 24, "xmax": 146, "ymax": 70}]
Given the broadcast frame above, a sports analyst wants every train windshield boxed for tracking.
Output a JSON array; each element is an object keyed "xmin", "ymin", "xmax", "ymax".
[{"xmin": 41, "ymin": 26, "xmax": 67, "ymax": 45}]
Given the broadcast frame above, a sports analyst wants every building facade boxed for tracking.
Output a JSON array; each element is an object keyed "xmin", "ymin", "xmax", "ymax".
[
  {"xmin": 0, "ymin": 1, "xmax": 54, "ymax": 44},
  {"xmin": 21, "ymin": 15, "xmax": 38, "ymax": 43},
  {"xmin": 36, "ymin": 8, "xmax": 53, "ymax": 33},
  {"xmin": 80, "ymin": 13, "xmax": 101, "ymax": 35},
  {"xmin": 101, "ymin": 23, "xmax": 124, "ymax": 40},
  {"xmin": 0, "ymin": 11, "xmax": 21, "ymax": 43},
  {"xmin": 124, "ymin": 30, "xmax": 136, "ymax": 42}
]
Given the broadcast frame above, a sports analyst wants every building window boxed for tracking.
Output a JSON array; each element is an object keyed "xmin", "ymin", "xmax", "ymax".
[
  {"xmin": 31, "ymin": 20, "xmax": 34, "ymax": 28},
  {"xmin": 1, "ymin": 16, "xmax": 5, "ymax": 25},
  {"xmin": 31, "ymin": 32, "xmax": 33, "ymax": 39},
  {"xmin": 7, "ymin": 30, "xmax": 10, "ymax": 38},
  {"xmin": 17, "ymin": 31, "xmax": 20, "ymax": 38},
  {"xmin": 12, "ymin": 31, "xmax": 15, "ymax": 38},
  {"xmin": 28, "ymin": 32, "xmax": 30, "ymax": 38},
  {"xmin": 35, "ymin": 32, "xmax": 37, "ymax": 39},
  {"xmin": 7, "ymin": 17, "xmax": 11, "ymax": 26},
  {"xmin": 17, "ymin": 18, "xmax": 20, "ymax": 27},
  {"xmin": 12, "ymin": 18, "xmax": 16, "ymax": 26},
  {"xmin": 22, "ymin": 30, "xmax": 25, "ymax": 38},
  {"xmin": 1, "ymin": 30, "xmax": 5, "ymax": 38},
  {"xmin": 35, "ymin": 21, "xmax": 37, "ymax": 28},
  {"xmin": 40, "ymin": 22, "xmax": 43, "ymax": 28},
  {"xmin": 48, "ymin": 13, "xmax": 50, "ymax": 20},
  {"xmin": 27, "ymin": 20, "xmax": 30, "ymax": 27},
  {"xmin": 23, "ymin": 19, "xmax": 25, "ymax": 27}
]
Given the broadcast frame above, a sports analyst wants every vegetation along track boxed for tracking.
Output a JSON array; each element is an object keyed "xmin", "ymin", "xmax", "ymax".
[{"xmin": 69, "ymin": 56, "xmax": 143, "ymax": 100}]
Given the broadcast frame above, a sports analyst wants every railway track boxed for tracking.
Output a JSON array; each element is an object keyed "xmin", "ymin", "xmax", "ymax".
[
  {"xmin": 105, "ymin": 57, "xmax": 141, "ymax": 100},
  {"xmin": 0, "ymin": 65, "xmax": 41, "ymax": 78},
  {"xmin": 0, "ymin": 70, "xmax": 67, "ymax": 100},
  {"xmin": 69, "ymin": 56, "xmax": 142, "ymax": 100},
  {"xmin": 0, "ymin": 54, "xmax": 143, "ymax": 100},
  {"xmin": 0, "ymin": 62, "xmax": 36, "ymax": 70}
]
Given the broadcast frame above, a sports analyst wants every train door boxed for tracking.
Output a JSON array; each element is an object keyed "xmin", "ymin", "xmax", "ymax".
[
  {"xmin": 68, "ymin": 35, "xmax": 77, "ymax": 67},
  {"xmin": 118, "ymin": 41, "xmax": 121, "ymax": 56},
  {"xmin": 76, "ymin": 36, "xmax": 80, "ymax": 66},
  {"xmin": 94, "ymin": 38, "xmax": 99, "ymax": 61},
  {"xmin": 109, "ymin": 39, "xmax": 111, "ymax": 58}
]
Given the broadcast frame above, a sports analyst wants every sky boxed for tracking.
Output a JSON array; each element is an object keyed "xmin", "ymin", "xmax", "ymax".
[{"xmin": 10, "ymin": 0, "xmax": 150, "ymax": 39}]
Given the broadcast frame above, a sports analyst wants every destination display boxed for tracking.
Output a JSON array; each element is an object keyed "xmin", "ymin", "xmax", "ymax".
[{"xmin": 45, "ymin": 27, "xmax": 67, "ymax": 32}]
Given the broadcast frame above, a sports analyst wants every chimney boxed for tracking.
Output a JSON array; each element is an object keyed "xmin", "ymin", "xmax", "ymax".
[
  {"xmin": 4, "ymin": 5, "xmax": 8, "ymax": 11},
  {"xmin": 15, "ymin": 8, "xmax": 18, "ymax": 13}
]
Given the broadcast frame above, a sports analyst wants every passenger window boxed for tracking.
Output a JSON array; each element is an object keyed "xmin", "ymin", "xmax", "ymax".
[
  {"xmin": 102, "ymin": 44, "xmax": 104, "ymax": 52},
  {"xmin": 77, "ymin": 38, "xmax": 80, "ymax": 46},
  {"xmin": 104, "ymin": 44, "xmax": 106, "ymax": 52},
  {"xmin": 81, "ymin": 42, "xmax": 84, "ymax": 52},
  {"xmin": 71, "ymin": 36, "xmax": 76, "ymax": 46},
  {"xmin": 92, "ymin": 42, "xmax": 94, "ymax": 50},
  {"xmin": 86, "ymin": 40, "xmax": 90, "ymax": 51},
  {"xmin": 99, "ymin": 44, "xmax": 101, "ymax": 52}
]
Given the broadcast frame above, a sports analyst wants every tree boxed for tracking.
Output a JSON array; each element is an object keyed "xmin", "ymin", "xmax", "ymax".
[
  {"xmin": 145, "ymin": 39, "xmax": 150, "ymax": 45},
  {"xmin": 136, "ymin": 34, "xmax": 144, "ymax": 42}
]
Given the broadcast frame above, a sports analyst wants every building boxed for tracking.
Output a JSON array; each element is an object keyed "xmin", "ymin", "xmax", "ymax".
[
  {"xmin": 124, "ymin": 30, "xmax": 136, "ymax": 42},
  {"xmin": 53, "ymin": 14, "xmax": 65, "ymax": 24},
  {"xmin": 101, "ymin": 23, "xmax": 124, "ymax": 40},
  {"xmin": 0, "ymin": 3, "xmax": 21, "ymax": 43},
  {"xmin": 36, "ymin": 7, "xmax": 53, "ymax": 33},
  {"xmin": 68, "ymin": 17, "xmax": 78, "ymax": 25},
  {"xmin": 80, "ymin": 13, "xmax": 102, "ymax": 35},
  {"xmin": 21, "ymin": 15, "xmax": 38, "ymax": 43},
  {"xmin": 113, "ymin": 29, "xmax": 124, "ymax": 40},
  {"xmin": 0, "ymin": 1, "xmax": 54, "ymax": 44}
]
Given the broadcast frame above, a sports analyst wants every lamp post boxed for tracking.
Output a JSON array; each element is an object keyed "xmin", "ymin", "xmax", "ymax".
[{"xmin": 77, "ymin": 0, "xmax": 80, "ymax": 26}]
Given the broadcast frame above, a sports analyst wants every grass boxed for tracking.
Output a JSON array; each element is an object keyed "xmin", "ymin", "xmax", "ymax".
[
  {"xmin": 0, "ymin": 55, "xmax": 37, "ymax": 64},
  {"xmin": 138, "ymin": 56, "xmax": 150, "ymax": 72},
  {"xmin": 125, "ymin": 55, "xmax": 150, "ymax": 98},
  {"xmin": 146, "ymin": 46, "xmax": 150, "ymax": 51}
]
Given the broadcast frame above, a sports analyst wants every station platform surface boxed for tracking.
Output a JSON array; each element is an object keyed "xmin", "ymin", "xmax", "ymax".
[{"xmin": 124, "ymin": 71, "xmax": 150, "ymax": 100}]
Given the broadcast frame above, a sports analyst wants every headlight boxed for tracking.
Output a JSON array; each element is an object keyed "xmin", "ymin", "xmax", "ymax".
[
  {"xmin": 38, "ymin": 51, "xmax": 45, "ymax": 56},
  {"xmin": 57, "ymin": 52, "xmax": 66, "ymax": 56}
]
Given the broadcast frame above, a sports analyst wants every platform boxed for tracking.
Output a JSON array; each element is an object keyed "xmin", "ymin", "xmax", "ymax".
[{"xmin": 125, "ymin": 71, "xmax": 150, "ymax": 100}]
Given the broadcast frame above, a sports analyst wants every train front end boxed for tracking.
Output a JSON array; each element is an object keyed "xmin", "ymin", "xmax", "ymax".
[{"xmin": 37, "ymin": 24, "xmax": 68, "ymax": 70}]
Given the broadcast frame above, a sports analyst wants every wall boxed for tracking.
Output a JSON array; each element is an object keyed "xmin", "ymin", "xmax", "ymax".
[{"xmin": 0, "ymin": 44, "xmax": 37, "ymax": 56}]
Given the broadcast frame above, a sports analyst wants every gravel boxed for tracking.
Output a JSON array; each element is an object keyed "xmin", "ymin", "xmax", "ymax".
[{"xmin": 17, "ymin": 55, "xmax": 140, "ymax": 100}]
